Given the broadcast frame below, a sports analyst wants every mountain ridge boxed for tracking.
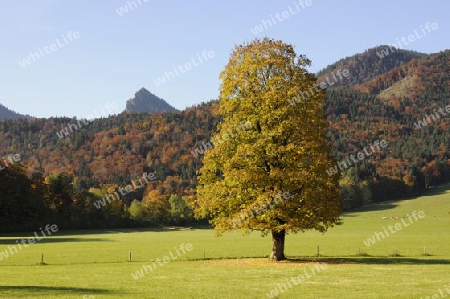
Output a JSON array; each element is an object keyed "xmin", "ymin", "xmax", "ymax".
[
  {"xmin": 0, "ymin": 103, "xmax": 33, "ymax": 120},
  {"xmin": 316, "ymin": 46, "xmax": 428, "ymax": 89}
]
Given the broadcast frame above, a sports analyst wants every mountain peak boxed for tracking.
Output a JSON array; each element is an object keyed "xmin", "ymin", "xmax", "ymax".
[
  {"xmin": 136, "ymin": 87, "xmax": 151, "ymax": 95},
  {"xmin": 125, "ymin": 88, "xmax": 176, "ymax": 114}
]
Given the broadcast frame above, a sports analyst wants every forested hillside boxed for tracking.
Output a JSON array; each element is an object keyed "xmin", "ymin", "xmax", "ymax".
[
  {"xmin": 1, "ymin": 47, "xmax": 449, "ymax": 232},
  {"xmin": 316, "ymin": 46, "xmax": 428, "ymax": 89}
]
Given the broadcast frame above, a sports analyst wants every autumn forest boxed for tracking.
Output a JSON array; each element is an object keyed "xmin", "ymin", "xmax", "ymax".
[{"xmin": 1, "ymin": 46, "xmax": 450, "ymax": 232}]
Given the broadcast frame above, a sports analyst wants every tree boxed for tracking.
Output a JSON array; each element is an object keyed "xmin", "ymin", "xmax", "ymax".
[
  {"xmin": 129, "ymin": 199, "xmax": 146, "ymax": 221},
  {"xmin": 421, "ymin": 161, "xmax": 441, "ymax": 188},
  {"xmin": 193, "ymin": 38, "xmax": 341, "ymax": 260},
  {"xmin": 0, "ymin": 163, "xmax": 33, "ymax": 231},
  {"xmin": 45, "ymin": 172, "xmax": 75, "ymax": 218},
  {"xmin": 144, "ymin": 189, "xmax": 170, "ymax": 223},
  {"xmin": 169, "ymin": 194, "xmax": 193, "ymax": 224}
]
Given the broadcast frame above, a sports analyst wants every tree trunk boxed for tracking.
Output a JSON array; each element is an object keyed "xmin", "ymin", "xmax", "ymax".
[{"xmin": 270, "ymin": 229, "xmax": 286, "ymax": 260}]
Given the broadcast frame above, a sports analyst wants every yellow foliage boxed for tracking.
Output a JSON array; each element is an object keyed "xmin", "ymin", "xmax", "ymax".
[{"xmin": 194, "ymin": 38, "xmax": 341, "ymax": 236}]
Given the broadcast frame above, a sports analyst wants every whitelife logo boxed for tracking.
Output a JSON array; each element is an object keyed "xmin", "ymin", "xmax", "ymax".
[
  {"xmin": 230, "ymin": 191, "xmax": 291, "ymax": 228},
  {"xmin": 420, "ymin": 284, "xmax": 450, "ymax": 299},
  {"xmin": 190, "ymin": 121, "xmax": 253, "ymax": 158},
  {"xmin": 413, "ymin": 104, "xmax": 450, "ymax": 130},
  {"xmin": 115, "ymin": 0, "xmax": 148, "ymax": 16},
  {"xmin": 94, "ymin": 172, "xmax": 156, "ymax": 209},
  {"xmin": 131, "ymin": 243, "xmax": 193, "ymax": 280},
  {"xmin": 288, "ymin": 69, "xmax": 350, "ymax": 105},
  {"xmin": 363, "ymin": 211, "xmax": 425, "ymax": 247},
  {"xmin": 153, "ymin": 50, "xmax": 215, "ymax": 87},
  {"xmin": 0, "ymin": 153, "xmax": 21, "ymax": 171},
  {"xmin": 56, "ymin": 102, "xmax": 118, "ymax": 139},
  {"xmin": 266, "ymin": 262, "xmax": 328, "ymax": 298},
  {"xmin": 251, "ymin": 0, "xmax": 313, "ymax": 35},
  {"xmin": 376, "ymin": 22, "xmax": 438, "ymax": 59},
  {"xmin": 326, "ymin": 140, "xmax": 388, "ymax": 176},
  {"xmin": 18, "ymin": 31, "xmax": 81, "ymax": 68},
  {"xmin": 0, "ymin": 224, "xmax": 58, "ymax": 261}
]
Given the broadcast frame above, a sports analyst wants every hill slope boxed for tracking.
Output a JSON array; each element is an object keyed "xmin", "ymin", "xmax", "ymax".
[
  {"xmin": 0, "ymin": 103, "xmax": 33, "ymax": 120},
  {"xmin": 316, "ymin": 46, "xmax": 428, "ymax": 89}
]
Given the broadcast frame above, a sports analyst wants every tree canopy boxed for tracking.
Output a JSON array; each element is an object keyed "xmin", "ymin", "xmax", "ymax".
[{"xmin": 193, "ymin": 38, "xmax": 342, "ymax": 260}]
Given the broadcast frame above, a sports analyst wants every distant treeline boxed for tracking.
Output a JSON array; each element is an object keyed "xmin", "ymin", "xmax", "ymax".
[{"xmin": 0, "ymin": 163, "xmax": 203, "ymax": 233}]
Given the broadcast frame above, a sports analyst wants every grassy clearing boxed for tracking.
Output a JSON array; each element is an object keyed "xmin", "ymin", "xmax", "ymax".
[{"xmin": 0, "ymin": 184, "xmax": 449, "ymax": 298}]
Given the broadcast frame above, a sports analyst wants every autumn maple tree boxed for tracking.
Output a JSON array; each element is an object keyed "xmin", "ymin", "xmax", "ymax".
[{"xmin": 193, "ymin": 38, "xmax": 342, "ymax": 260}]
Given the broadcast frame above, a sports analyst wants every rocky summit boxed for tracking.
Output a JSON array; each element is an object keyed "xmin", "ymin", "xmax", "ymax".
[{"xmin": 124, "ymin": 88, "xmax": 176, "ymax": 114}]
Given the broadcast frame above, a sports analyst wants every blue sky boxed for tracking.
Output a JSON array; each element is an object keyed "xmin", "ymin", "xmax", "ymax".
[{"xmin": 0, "ymin": 0, "xmax": 448, "ymax": 118}]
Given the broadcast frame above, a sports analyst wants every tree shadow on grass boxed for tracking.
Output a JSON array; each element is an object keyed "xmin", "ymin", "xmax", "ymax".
[
  {"xmin": 0, "ymin": 286, "xmax": 121, "ymax": 296},
  {"xmin": 0, "ymin": 226, "xmax": 210, "ymax": 238},
  {"xmin": 421, "ymin": 183, "xmax": 450, "ymax": 197},
  {"xmin": 0, "ymin": 238, "xmax": 113, "ymax": 245},
  {"xmin": 284, "ymin": 257, "xmax": 450, "ymax": 265},
  {"xmin": 342, "ymin": 182, "xmax": 450, "ymax": 216},
  {"xmin": 106, "ymin": 226, "xmax": 211, "ymax": 233},
  {"xmin": 348, "ymin": 201, "xmax": 399, "ymax": 213},
  {"xmin": 0, "ymin": 227, "xmax": 163, "ymax": 238}
]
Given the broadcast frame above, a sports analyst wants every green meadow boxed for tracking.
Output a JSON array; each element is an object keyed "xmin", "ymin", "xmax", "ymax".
[{"xmin": 1, "ymin": 184, "xmax": 449, "ymax": 299}]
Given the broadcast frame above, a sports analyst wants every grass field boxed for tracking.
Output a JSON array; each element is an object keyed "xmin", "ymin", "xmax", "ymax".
[{"xmin": 1, "ymin": 184, "xmax": 449, "ymax": 298}]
